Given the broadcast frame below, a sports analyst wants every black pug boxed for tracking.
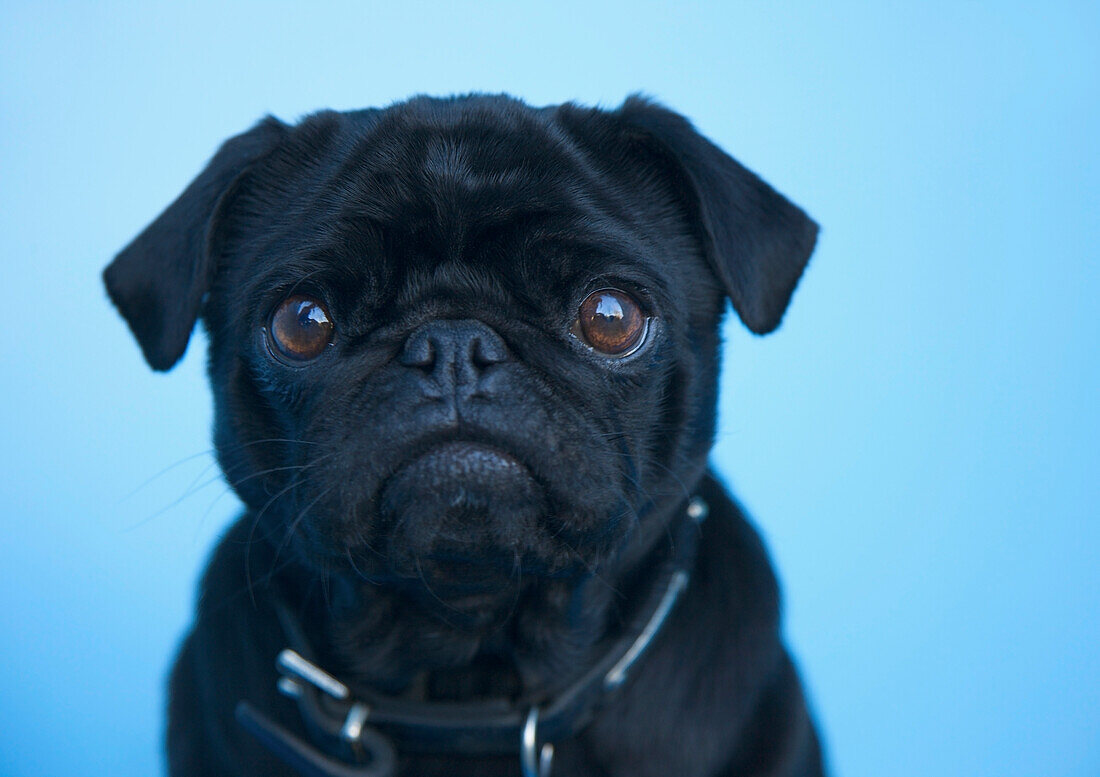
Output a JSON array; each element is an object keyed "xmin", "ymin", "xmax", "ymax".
[{"xmin": 105, "ymin": 94, "xmax": 825, "ymax": 777}]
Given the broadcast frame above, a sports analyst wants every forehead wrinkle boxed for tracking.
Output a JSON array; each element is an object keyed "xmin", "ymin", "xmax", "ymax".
[
  {"xmin": 243, "ymin": 195, "xmax": 381, "ymax": 279},
  {"xmin": 422, "ymin": 136, "xmax": 477, "ymax": 261},
  {"xmin": 522, "ymin": 214, "xmax": 667, "ymax": 273},
  {"xmin": 325, "ymin": 104, "xmax": 596, "ymax": 229},
  {"xmin": 395, "ymin": 261, "xmax": 512, "ymax": 314},
  {"xmin": 241, "ymin": 208, "xmax": 383, "ymax": 307},
  {"xmin": 246, "ymin": 252, "xmax": 358, "ymax": 305}
]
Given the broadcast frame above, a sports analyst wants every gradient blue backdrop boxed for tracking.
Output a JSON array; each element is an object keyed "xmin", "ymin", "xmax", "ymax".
[{"xmin": 2, "ymin": 2, "xmax": 1097, "ymax": 775}]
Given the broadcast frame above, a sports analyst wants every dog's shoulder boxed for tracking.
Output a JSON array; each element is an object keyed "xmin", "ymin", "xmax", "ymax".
[
  {"xmin": 693, "ymin": 471, "xmax": 783, "ymax": 627},
  {"xmin": 690, "ymin": 472, "xmax": 825, "ymax": 776},
  {"xmin": 578, "ymin": 472, "xmax": 824, "ymax": 776}
]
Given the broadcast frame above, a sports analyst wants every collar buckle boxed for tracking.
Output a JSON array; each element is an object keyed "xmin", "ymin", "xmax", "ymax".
[
  {"xmin": 268, "ymin": 649, "xmax": 395, "ymax": 776},
  {"xmin": 277, "ymin": 648, "xmax": 350, "ymax": 701}
]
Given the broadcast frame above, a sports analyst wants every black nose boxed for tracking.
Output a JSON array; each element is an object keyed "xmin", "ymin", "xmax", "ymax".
[{"xmin": 399, "ymin": 319, "xmax": 510, "ymax": 393}]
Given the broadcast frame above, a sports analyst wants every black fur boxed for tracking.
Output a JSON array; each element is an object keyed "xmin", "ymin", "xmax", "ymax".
[{"xmin": 105, "ymin": 94, "xmax": 824, "ymax": 776}]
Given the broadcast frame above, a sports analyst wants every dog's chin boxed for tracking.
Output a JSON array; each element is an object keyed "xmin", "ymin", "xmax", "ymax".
[{"xmin": 374, "ymin": 442, "xmax": 551, "ymax": 596}]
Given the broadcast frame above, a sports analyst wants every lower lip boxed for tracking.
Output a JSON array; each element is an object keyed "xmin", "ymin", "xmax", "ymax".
[{"xmin": 411, "ymin": 441, "xmax": 525, "ymax": 478}]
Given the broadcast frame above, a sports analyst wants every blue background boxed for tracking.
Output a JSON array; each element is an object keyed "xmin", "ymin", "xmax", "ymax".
[{"xmin": 2, "ymin": 2, "xmax": 1097, "ymax": 775}]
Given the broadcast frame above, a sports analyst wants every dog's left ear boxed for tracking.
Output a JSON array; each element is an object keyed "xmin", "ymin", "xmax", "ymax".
[
  {"xmin": 104, "ymin": 117, "xmax": 288, "ymax": 370},
  {"xmin": 615, "ymin": 97, "xmax": 818, "ymax": 334}
]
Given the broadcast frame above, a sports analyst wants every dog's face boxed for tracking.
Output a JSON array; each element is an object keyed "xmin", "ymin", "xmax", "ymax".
[{"xmin": 105, "ymin": 96, "xmax": 816, "ymax": 616}]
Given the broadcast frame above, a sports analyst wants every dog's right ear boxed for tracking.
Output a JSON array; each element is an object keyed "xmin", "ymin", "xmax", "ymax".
[{"xmin": 103, "ymin": 117, "xmax": 287, "ymax": 371}]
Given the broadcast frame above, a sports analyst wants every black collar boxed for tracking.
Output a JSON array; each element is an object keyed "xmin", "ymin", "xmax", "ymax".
[{"xmin": 236, "ymin": 496, "xmax": 708, "ymax": 777}]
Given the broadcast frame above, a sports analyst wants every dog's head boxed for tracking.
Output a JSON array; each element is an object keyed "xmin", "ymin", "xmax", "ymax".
[{"xmin": 105, "ymin": 95, "xmax": 815, "ymax": 612}]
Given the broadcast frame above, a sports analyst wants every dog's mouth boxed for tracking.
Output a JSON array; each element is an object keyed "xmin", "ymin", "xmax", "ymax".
[
  {"xmin": 375, "ymin": 440, "xmax": 550, "ymax": 591},
  {"xmin": 392, "ymin": 441, "xmax": 528, "ymax": 486}
]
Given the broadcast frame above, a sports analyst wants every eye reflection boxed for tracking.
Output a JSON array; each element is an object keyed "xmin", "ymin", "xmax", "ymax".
[
  {"xmin": 575, "ymin": 289, "xmax": 647, "ymax": 356},
  {"xmin": 268, "ymin": 295, "xmax": 334, "ymax": 362}
]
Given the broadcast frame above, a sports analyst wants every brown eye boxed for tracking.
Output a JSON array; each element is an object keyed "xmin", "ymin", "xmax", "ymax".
[
  {"xmin": 268, "ymin": 295, "xmax": 334, "ymax": 362},
  {"xmin": 574, "ymin": 288, "xmax": 648, "ymax": 356}
]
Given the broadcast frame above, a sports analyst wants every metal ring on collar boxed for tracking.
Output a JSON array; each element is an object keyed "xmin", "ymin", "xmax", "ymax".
[{"xmin": 521, "ymin": 707, "xmax": 554, "ymax": 777}]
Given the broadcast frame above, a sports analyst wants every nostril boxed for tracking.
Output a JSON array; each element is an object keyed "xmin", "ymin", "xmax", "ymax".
[
  {"xmin": 471, "ymin": 333, "xmax": 509, "ymax": 368},
  {"xmin": 400, "ymin": 329, "xmax": 436, "ymax": 369}
]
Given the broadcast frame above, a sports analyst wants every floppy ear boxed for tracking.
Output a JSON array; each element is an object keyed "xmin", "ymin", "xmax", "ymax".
[
  {"xmin": 103, "ymin": 117, "xmax": 287, "ymax": 370},
  {"xmin": 616, "ymin": 96, "xmax": 818, "ymax": 334}
]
